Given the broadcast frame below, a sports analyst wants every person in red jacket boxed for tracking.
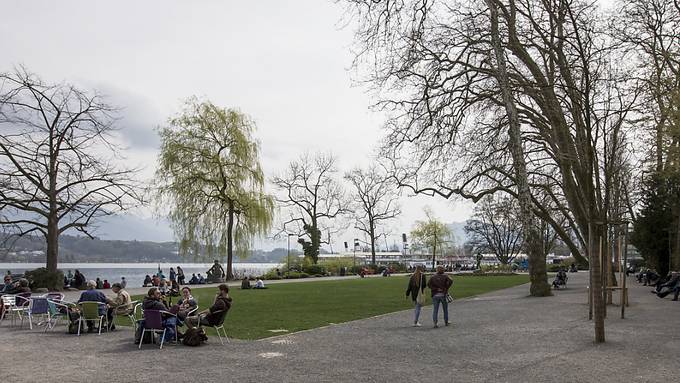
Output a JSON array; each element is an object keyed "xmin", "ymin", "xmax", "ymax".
[{"xmin": 427, "ymin": 266, "xmax": 453, "ymax": 328}]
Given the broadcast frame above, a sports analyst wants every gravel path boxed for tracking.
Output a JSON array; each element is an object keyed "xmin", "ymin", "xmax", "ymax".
[{"xmin": 2, "ymin": 272, "xmax": 678, "ymax": 382}]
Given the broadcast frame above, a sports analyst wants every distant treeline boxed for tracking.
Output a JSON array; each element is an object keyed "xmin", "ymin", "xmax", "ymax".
[{"xmin": 0, "ymin": 234, "xmax": 299, "ymax": 263}]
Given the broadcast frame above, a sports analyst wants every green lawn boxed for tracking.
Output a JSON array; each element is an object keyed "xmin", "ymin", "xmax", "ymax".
[{"xmin": 131, "ymin": 274, "xmax": 528, "ymax": 340}]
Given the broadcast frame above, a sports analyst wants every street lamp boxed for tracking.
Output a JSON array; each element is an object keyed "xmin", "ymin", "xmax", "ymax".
[
  {"xmin": 353, "ymin": 238, "xmax": 359, "ymax": 272},
  {"xmin": 287, "ymin": 233, "xmax": 297, "ymax": 279}
]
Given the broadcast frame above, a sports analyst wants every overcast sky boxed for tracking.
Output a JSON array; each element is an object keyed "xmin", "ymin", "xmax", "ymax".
[{"xmin": 0, "ymin": 0, "xmax": 473, "ymax": 250}]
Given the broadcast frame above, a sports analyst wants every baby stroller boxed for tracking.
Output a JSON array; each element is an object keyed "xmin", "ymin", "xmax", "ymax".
[{"xmin": 552, "ymin": 270, "xmax": 568, "ymax": 289}]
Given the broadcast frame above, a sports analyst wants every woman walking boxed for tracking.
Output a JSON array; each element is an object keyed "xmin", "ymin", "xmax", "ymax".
[
  {"xmin": 428, "ymin": 265, "xmax": 453, "ymax": 328},
  {"xmin": 405, "ymin": 265, "xmax": 426, "ymax": 327}
]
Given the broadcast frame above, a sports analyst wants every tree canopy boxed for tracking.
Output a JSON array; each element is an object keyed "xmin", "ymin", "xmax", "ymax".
[{"xmin": 155, "ymin": 99, "xmax": 273, "ymax": 279}]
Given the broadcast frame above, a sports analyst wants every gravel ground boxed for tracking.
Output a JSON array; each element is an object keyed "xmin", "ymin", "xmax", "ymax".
[{"xmin": 1, "ymin": 272, "xmax": 678, "ymax": 383}]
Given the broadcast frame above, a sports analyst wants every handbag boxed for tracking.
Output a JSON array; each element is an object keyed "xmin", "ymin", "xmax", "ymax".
[{"xmin": 446, "ymin": 293, "xmax": 453, "ymax": 303}]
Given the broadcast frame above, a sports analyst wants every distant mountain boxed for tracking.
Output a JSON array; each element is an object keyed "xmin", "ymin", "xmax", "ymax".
[{"xmin": 0, "ymin": 234, "xmax": 297, "ymax": 264}]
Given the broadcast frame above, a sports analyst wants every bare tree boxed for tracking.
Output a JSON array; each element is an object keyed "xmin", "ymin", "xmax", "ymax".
[
  {"xmin": 0, "ymin": 68, "xmax": 143, "ymax": 273},
  {"xmin": 344, "ymin": 165, "xmax": 401, "ymax": 266},
  {"xmin": 465, "ymin": 194, "xmax": 523, "ymax": 265},
  {"xmin": 272, "ymin": 152, "xmax": 347, "ymax": 263},
  {"xmin": 344, "ymin": 0, "xmax": 642, "ymax": 341}
]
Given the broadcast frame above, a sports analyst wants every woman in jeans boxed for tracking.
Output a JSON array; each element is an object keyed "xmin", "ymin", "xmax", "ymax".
[
  {"xmin": 427, "ymin": 265, "xmax": 453, "ymax": 328},
  {"xmin": 405, "ymin": 266, "xmax": 427, "ymax": 327}
]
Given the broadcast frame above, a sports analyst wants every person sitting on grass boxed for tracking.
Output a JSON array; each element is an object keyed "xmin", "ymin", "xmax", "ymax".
[
  {"xmin": 106, "ymin": 282, "xmax": 131, "ymax": 330},
  {"xmin": 189, "ymin": 273, "xmax": 199, "ymax": 285},
  {"xmin": 241, "ymin": 277, "xmax": 251, "ymax": 289},
  {"xmin": 254, "ymin": 278, "xmax": 266, "ymax": 289},
  {"xmin": 136, "ymin": 287, "xmax": 177, "ymax": 343},
  {"xmin": 78, "ymin": 280, "xmax": 108, "ymax": 333},
  {"xmin": 198, "ymin": 273, "xmax": 206, "ymax": 284},
  {"xmin": 186, "ymin": 284, "xmax": 232, "ymax": 329}
]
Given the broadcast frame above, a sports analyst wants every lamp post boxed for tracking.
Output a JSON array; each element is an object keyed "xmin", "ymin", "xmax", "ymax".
[
  {"xmin": 287, "ymin": 233, "xmax": 296, "ymax": 279},
  {"xmin": 353, "ymin": 238, "xmax": 359, "ymax": 272}
]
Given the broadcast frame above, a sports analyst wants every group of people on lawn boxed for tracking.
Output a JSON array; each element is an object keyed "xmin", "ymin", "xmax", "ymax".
[{"xmin": 75, "ymin": 280, "xmax": 231, "ymax": 342}]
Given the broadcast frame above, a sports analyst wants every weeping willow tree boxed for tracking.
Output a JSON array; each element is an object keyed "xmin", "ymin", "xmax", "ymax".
[{"xmin": 155, "ymin": 98, "xmax": 274, "ymax": 279}]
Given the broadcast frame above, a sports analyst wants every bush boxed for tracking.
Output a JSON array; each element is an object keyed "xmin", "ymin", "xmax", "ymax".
[
  {"xmin": 24, "ymin": 268, "xmax": 64, "ymax": 291},
  {"xmin": 303, "ymin": 264, "xmax": 327, "ymax": 276},
  {"xmin": 284, "ymin": 272, "xmax": 309, "ymax": 279}
]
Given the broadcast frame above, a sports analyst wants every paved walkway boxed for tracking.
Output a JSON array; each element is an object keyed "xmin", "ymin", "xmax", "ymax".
[{"xmin": 2, "ymin": 272, "xmax": 679, "ymax": 382}]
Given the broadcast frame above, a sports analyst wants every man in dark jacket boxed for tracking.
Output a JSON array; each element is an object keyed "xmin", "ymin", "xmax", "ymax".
[
  {"xmin": 427, "ymin": 266, "xmax": 453, "ymax": 328},
  {"xmin": 136, "ymin": 287, "xmax": 177, "ymax": 342},
  {"xmin": 655, "ymin": 271, "xmax": 680, "ymax": 298},
  {"xmin": 78, "ymin": 280, "xmax": 108, "ymax": 332},
  {"xmin": 186, "ymin": 284, "xmax": 232, "ymax": 328}
]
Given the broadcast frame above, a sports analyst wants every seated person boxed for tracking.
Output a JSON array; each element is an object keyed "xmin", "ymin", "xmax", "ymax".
[
  {"xmin": 569, "ymin": 263, "xmax": 578, "ymax": 273},
  {"xmin": 189, "ymin": 273, "xmax": 199, "ymax": 285},
  {"xmin": 186, "ymin": 284, "xmax": 232, "ymax": 329},
  {"xmin": 197, "ymin": 274, "xmax": 206, "ymax": 284},
  {"xmin": 644, "ymin": 269, "xmax": 660, "ymax": 286},
  {"xmin": 102, "ymin": 280, "xmax": 111, "ymax": 289},
  {"xmin": 1, "ymin": 275, "xmax": 13, "ymax": 293},
  {"xmin": 78, "ymin": 280, "xmax": 108, "ymax": 333},
  {"xmin": 106, "ymin": 283, "xmax": 132, "ymax": 330},
  {"xmin": 142, "ymin": 275, "xmax": 152, "ymax": 287},
  {"xmin": 136, "ymin": 287, "xmax": 177, "ymax": 342},
  {"xmin": 655, "ymin": 271, "xmax": 680, "ymax": 298},
  {"xmin": 241, "ymin": 277, "xmax": 251, "ymax": 290},
  {"xmin": 552, "ymin": 269, "xmax": 568, "ymax": 288},
  {"xmin": 174, "ymin": 287, "xmax": 198, "ymax": 322},
  {"xmin": 168, "ymin": 280, "xmax": 180, "ymax": 296},
  {"xmin": 254, "ymin": 278, "xmax": 266, "ymax": 289}
]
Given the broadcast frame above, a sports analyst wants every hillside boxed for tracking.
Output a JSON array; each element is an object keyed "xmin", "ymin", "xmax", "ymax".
[{"xmin": 0, "ymin": 234, "xmax": 296, "ymax": 263}]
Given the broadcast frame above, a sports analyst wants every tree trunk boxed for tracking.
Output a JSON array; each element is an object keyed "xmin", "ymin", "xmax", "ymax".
[
  {"xmin": 589, "ymin": 223, "xmax": 605, "ymax": 343},
  {"xmin": 226, "ymin": 200, "xmax": 234, "ymax": 280},
  {"xmin": 432, "ymin": 229, "xmax": 437, "ymax": 271},
  {"xmin": 369, "ymin": 223, "xmax": 376, "ymax": 267},
  {"xmin": 487, "ymin": 0, "xmax": 550, "ymax": 296},
  {"xmin": 46, "ymin": 213, "xmax": 59, "ymax": 273}
]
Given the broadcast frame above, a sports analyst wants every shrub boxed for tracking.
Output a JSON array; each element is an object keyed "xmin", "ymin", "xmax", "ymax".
[
  {"xmin": 24, "ymin": 268, "xmax": 64, "ymax": 291},
  {"xmin": 303, "ymin": 264, "xmax": 326, "ymax": 276}
]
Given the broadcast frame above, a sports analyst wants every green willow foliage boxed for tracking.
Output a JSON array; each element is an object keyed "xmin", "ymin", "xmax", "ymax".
[{"xmin": 155, "ymin": 99, "xmax": 274, "ymax": 271}]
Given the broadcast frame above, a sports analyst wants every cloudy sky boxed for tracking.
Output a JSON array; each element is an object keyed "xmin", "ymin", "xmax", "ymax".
[{"xmin": 0, "ymin": 1, "xmax": 473, "ymax": 249}]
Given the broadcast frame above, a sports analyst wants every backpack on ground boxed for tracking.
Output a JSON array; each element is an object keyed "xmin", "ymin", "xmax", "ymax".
[
  {"xmin": 67, "ymin": 312, "xmax": 85, "ymax": 334},
  {"xmin": 182, "ymin": 327, "xmax": 208, "ymax": 347}
]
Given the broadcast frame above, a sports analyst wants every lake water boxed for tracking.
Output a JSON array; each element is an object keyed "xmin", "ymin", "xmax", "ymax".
[{"xmin": 0, "ymin": 262, "xmax": 281, "ymax": 287}]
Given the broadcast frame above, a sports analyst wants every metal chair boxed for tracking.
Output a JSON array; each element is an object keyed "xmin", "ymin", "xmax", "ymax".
[
  {"xmin": 43, "ymin": 292, "xmax": 65, "ymax": 302},
  {"xmin": 44, "ymin": 300, "xmax": 70, "ymax": 332},
  {"xmin": 109, "ymin": 300, "xmax": 139, "ymax": 331},
  {"xmin": 21, "ymin": 297, "xmax": 49, "ymax": 330},
  {"xmin": 6, "ymin": 294, "xmax": 31, "ymax": 326},
  {"xmin": 0, "ymin": 295, "xmax": 16, "ymax": 325},
  {"xmin": 198, "ymin": 310, "xmax": 229, "ymax": 345},
  {"xmin": 78, "ymin": 301, "xmax": 107, "ymax": 335},
  {"xmin": 139, "ymin": 310, "xmax": 169, "ymax": 349}
]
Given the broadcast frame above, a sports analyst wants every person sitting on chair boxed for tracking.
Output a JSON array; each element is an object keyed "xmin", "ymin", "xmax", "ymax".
[
  {"xmin": 136, "ymin": 287, "xmax": 177, "ymax": 342},
  {"xmin": 106, "ymin": 283, "xmax": 131, "ymax": 330},
  {"xmin": 186, "ymin": 284, "xmax": 232, "ymax": 329},
  {"xmin": 175, "ymin": 287, "xmax": 198, "ymax": 322},
  {"xmin": 78, "ymin": 280, "xmax": 108, "ymax": 333},
  {"xmin": 552, "ymin": 268, "xmax": 568, "ymax": 289}
]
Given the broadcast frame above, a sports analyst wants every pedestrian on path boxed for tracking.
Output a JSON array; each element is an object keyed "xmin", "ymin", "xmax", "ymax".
[
  {"xmin": 428, "ymin": 266, "xmax": 453, "ymax": 328},
  {"xmin": 405, "ymin": 265, "xmax": 427, "ymax": 326}
]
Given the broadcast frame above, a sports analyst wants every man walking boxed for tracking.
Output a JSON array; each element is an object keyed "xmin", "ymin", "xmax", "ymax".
[{"xmin": 428, "ymin": 266, "xmax": 453, "ymax": 328}]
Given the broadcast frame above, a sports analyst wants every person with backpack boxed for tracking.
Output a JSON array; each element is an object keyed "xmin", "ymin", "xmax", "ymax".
[
  {"xmin": 405, "ymin": 265, "xmax": 426, "ymax": 327},
  {"xmin": 427, "ymin": 266, "xmax": 453, "ymax": 328}
]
